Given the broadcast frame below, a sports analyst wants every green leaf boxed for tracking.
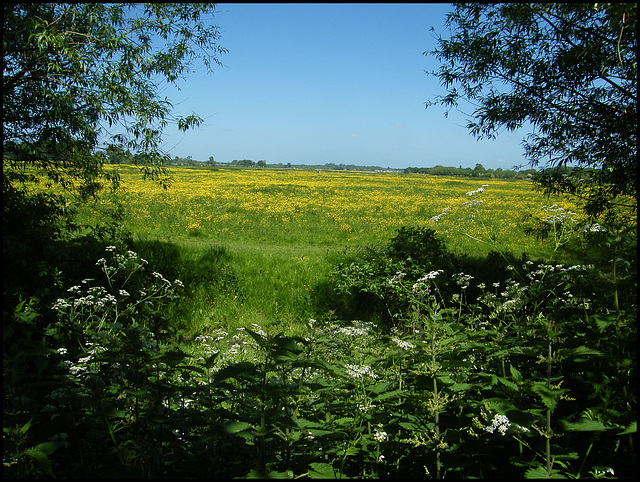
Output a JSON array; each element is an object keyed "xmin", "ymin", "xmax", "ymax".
[
  {"xmin": 123, "ymin": 388, "xmax": 149, "ymax": 399},
  {"xmin": 618, "ymin": 421, "xmax": 636, "ymax": 435},
  {"xmin": 450, "ymin": 382, "xmax": 473, "ymax": 392},
  {"xmin": 557, "ymin": 346, "xmax": 602, "ymax": 360},
  {"xmin": 559, "ymin": 419, "xmax": 607, "ymax": 432},
  {"xmin": 244, "ymin": 328, "xmax": 267, "ymax": 348},
  {"xmin": 487, "ymin": 398, "xmax": 518, "ymax": 414},
  {"xmin": 372, "ymin": 388, "xmax": 404, "ymax": 402},
  {"xmin": 150, "ymin": 349, "xmax": 191, "ymax": 364},
  {"xmin": 530, "ymin": 383, "xmax": 570, "ymax": 411},
  {"xmin": 510, "ymin": 364, "xmax": 523, "ymax": 383},
  {"xmin": 23, "ymin": 448, "xmax": 54, "ymax": 477},
  {"xmin": 204, "ymin": 352, "xmax": 220, "ymax": 369},
  {"xmin": 593, "ymin": 313, "xmax": 617, "ymax": 333},
  {"xmin": 33, "ymin": 441, "xmax": 64, "ymax": 456},
  {"xmin": 213, "ymin": 361, "xmax": 259, "ymax": 383},
  {"xmin": 368, "ymin": 381, "xmax": 390, "ymax": 395},
  {"xmin": 308, "ymin": 462, "xmax": 338, "ymax": 479},
  {"xmin": 498, "ymin": 376, "xmax": 519, "ymax": 391},
  {"xmin": 525, "ymin": 465, "xmax": 565, "ymax": 479},
  {"xmin": 246, "ymin": 468, "xmax": 293, "ymax": 478},
  {"xmin": 224, "ymin": 421, "xmax": 253, "ymax": 434}
]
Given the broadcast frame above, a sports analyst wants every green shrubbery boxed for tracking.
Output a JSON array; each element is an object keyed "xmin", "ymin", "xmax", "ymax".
[{"xmin": 4, "ymin": 213, "xmax": 636, "ymax": 478}]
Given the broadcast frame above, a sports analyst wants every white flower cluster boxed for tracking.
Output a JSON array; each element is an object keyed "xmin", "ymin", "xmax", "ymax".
[
  {"xmin": 466, "ymin": 184, "xmax": 489, "ymax": 196},
  {"xmin": 388, "ymin": 271, "xmax": 406, "ymax": 285},
  {"xmin": 484, "ymin": 413, "xmax": 529, "ymax": 436},
  {"xmin": 541, "ymin": 204, "xmax": 578, "ymax": 225},
  {"xmin": 484, "ymin": 413, "xmax": 511, "ymax": 435},
  {"xmin": 373, "ymin": 426, "xmax": 388, "ymax": 443},
  {"xmin": 391, "ymin": 336, "xmax": 415, "ymax": 351},
  {"xmin": 249, "ymin": 323, "xmax": 267, "ymax": 337},
  {"xmin": 430, "ymin": 207, "xmax": 451, "ymax": 224},
  {"xmin": 336, "ymin": 320, "xmax": 376, "ymax": 337},
  {"xmin": 582, "ymin": 223, "xmax": 607, "ymax": 233},
  {"xmin": 412, "ymin": 270, "xmax": 444, "ymax": 294},
  {"xmin": 345, "ymin": 363, "xmax": 377, "ymax": 380},
  {"xmin": 462, "ymin": 199, "xmax": 483, "ymax": 208},
  {"xmin": 453, "ymin": 272, "xmax": 474, "ymax": 289},
  {"xmin": 52, "ymin": 283, "xmax": 118, "ymax": 313}
]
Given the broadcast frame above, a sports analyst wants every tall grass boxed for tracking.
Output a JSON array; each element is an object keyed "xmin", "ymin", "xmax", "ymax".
[
  {"xmin": 79, "ymin": 166, "xmax": 574, "ymax": 256},
  {"xmin": 5, "ymin": 164, "xmax": 635, "ymax": 478},
  {"xmin": 74, "ymin": 166, "xmax": 583, "ymax": 335}
]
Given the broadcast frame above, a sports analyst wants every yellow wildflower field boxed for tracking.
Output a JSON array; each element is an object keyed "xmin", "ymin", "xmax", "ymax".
[{"xmin": 83, "ymin": 165, "xmax": 578, "ymax": 259}]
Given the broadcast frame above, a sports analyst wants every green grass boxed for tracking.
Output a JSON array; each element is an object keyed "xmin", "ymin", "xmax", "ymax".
[
  {"xmin": 73, "ymin": 166, "xmax": 586, "ymax": 336},
  {"xmin": 5, "ymin": 166, "xmax": 635, "ymax": 479}
]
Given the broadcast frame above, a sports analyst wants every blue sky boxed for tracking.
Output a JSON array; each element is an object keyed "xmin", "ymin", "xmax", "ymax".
[{"xmin": 159, "ymin": 3, "xmax": 531, "ymax": 170}]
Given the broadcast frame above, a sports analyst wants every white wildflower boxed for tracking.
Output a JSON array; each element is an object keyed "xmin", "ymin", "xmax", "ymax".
[
  {"xmin": 345, "ymin": 364, "xmax": 376, "ymax": 380},
  {"xmin": 430, "ymin": 207, "xmax": 451, "ymax": 223},
  {"xmin": 392, "ymin": 336, "xmax": 415, "ymax": 351},
  {"xmin": 466, "ymin": 185, "xmax": 489, "ymax": 196},
  {"xmin": 388, "ymin": 271, "xmax": 406, "ymax": 285},
  {"xmin": 373, "ymin": 426, "xmax": 388, "ymax": 443},
  {"xmin": 485, "ymin": 414, "xmax": 511, "ymax": 435}
]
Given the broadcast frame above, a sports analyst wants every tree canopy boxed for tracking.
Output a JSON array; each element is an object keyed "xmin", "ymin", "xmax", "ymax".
[
  {"xmin": 426, "ymin": 3, "xmax": 637, "ymax": 222},
  {"xmin": 3, "ymin": 3, "xmax": 226, "ymax": 299},
  {"xmin": 3, "ymin": 3, "xmax": 226, "ymax": 194}
]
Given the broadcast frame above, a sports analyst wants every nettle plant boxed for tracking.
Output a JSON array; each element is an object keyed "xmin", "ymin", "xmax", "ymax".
[
  {"xmin": 13, "ymin": 246, "xmax": 189, "ymax": 477},
  {"xmin": 4, "ymin": 187, "xmax": 635, "ymax": 478},
  {"xmin": 321, "ymin": 185, "xmax": 636, "ymax": 478}
]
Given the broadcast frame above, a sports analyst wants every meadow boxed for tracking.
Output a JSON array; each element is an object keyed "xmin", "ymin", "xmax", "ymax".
[
  {"xmin": 87, "ymin": 165, "xmax": 567, "ymax": 254},
  {"xmin": 77, "ymin": 165, "xmax": 579, "ymax": 332},
  {"xmin": 5, "ymin": 164, "xmax": 635, "ymax": 478}
]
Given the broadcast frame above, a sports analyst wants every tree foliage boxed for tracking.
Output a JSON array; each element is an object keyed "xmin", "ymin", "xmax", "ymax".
[
  {"xmin": 2, "ymin": 2, "xmax": 226, "ymax": 305},
  {"xmin": 3, "ymin": 3, "xmax": 226, "ymax": 193},
  {"xmin": 426, "ymin": 3, "xmax": 637, "ymax": 222}
]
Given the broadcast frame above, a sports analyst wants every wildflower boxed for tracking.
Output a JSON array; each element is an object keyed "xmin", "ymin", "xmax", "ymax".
[
  {"xmin": 466, "ymin": 184, "xmax": 489, "ymax": 196},
  {"xmin": 430, "ymin": 207, "xmax": 450, "ymax": 223},
  {"xmin": 336, "ymin": 321, "xmax": 376, "ymax": 337},
  {"xmin": 583, "ymin": 223, "xmax": 606, "ymax": 233},
  {"xmin": 392, "ymin": 336, "xmax": 415, "ymax": 351},
  {"xmin": 345, "ymin": 363, "xmax": 376, "ymax": 380},
  {"xmin": 373, "ymin": 426, "xmax": 388, "ymax": 443},
  {"xmin": 453, "ymin": 272, "xmax": 474, "ymax": 289},
  {"xmin": 485, "ymin": 414, "xmax": 511, "ymax": 435},
  {"xmin": 462, "ymin": 199, "xmax": 483, "ymax": 208},
  {"xmin": 52, "ymin": 298, "xmax": 72, "ymax": 311},
  {"xmin": 415, "ymin": 270, "xmax": 444, "ymax": 284},
  {"xmin": 250, "ymin": 324, "xmax": 267, "ymax": 337},
  {"xmin": 388, "ymin": 271, "xmax": 406, "ymax": 285}
]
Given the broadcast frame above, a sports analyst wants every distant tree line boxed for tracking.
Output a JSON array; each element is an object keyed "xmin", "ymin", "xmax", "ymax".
[
  {"xmin": 404, "ymin": 163, "xmax": 538, "ymax": 179},
  {"xmin": 6, "ymin": 141, "xmax": 541, "ymax": 179}
]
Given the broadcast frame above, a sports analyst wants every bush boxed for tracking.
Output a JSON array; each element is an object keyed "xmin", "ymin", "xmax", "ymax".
[{"xmin": 328, "ymin": 226, "xmax": 460, "ymax": 328}]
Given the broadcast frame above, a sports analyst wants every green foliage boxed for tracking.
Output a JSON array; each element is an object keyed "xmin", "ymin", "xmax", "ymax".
[
  {"xmin": 426, "ymin": 3, "xmax": 637, "ymax": 222},
  {"xmin": 2, "ymin": 3, "xmax": 226, "ymax": 306},
  {"xmin": 3, "ymin": 235, "xmax": 637, "ymax": 477},
  {"xmin": 328, "ymin": 226, "xmax": 460, "ymax": 327}
]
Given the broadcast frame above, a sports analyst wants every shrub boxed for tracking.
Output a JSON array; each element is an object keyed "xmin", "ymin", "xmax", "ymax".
[{"xmin": 328, "ymin": 226, "xmax": 460, "ymax": 328}]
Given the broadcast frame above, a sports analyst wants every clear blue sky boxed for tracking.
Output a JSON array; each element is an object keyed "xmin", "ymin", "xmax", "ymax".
[{"xmin": 159, "ymin": 3, "xmax": 530, "ymax": 170}]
